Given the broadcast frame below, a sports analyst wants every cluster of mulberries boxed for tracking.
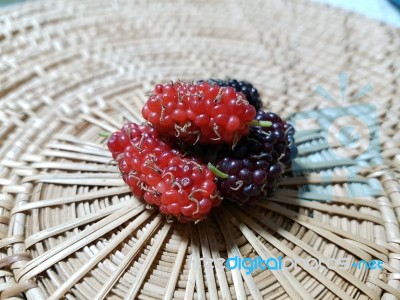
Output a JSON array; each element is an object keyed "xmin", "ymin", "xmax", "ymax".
[{"xmin": 108, "ymin": 79, "xmax": 297, "ymax": 222}]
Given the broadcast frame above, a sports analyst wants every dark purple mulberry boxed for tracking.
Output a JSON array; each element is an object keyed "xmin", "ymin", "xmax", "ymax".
[{"xmin": 211, "ymin": 110, "xmax": 297, "ymax": 205}]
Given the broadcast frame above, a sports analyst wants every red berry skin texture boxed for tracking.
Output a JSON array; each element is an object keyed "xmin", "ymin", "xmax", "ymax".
[
  {"xmin": 107, "ymin": 122, "xmax": 222, "ymax": 222},
  {"xmin": 141, "ymin": 81, "xmax": 256, "ymax": 145}
]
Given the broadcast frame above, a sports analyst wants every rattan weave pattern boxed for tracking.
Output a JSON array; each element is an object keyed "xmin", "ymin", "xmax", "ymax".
[{"xmin": 0, "ymin": 0, "xmax": 399, "ymax": 299}]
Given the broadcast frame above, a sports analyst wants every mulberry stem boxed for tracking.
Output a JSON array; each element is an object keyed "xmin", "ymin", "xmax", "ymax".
[
  {"xmin": 99, "ymin": 131, "xmax": 111, "ymax": 137},
  {"xmin": 207, "ymin": 163, "xmax": 229, "ymax": 179},
  {"xmin": 249, "ymin": 120, "xmax": 272, "ymax": 127}
]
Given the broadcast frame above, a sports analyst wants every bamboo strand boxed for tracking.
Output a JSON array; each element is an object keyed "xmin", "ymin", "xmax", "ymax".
[
  {"xmin": 40, "ymin": 149, "xmax": 112, "ymax": 163},
  {"xmin": 47, "ymin": 210, "xmax": 155, "ymax": 300},
  {"xmin": 11, "ymin": 186, "xmax": 131, "ymax": 213},
  {"xmin": 16, "ymin": 203, "xmax": 145, "ymax": 282},
  {"xmin": 232, "ymin": 208, "xmax": 381, "ymax": 300},
  {"xmin": 124, "ymin": 222, "xmax": 171, "ymax": 300},
  {"xmin": 248, "ymin": 204, "xmax": 391, "ymax": 257},
  {"xmin": 80, "ymin": 114, "xmax": 118, "ymax": 132},
  {"xmin": 260, "ymin": 203, "xmax": 373, "ymax": 260},
  {"xmin": 54, "ymin": 134, "xmax": 108, "ymax": 150},
  {"xmin": 189, "ymin": 223, "xmax": 206, "ymax": 300},
  {"xmin": 163, "ymin": 226, "xmax": 189, "ymax": 300},
  {"xmin": 227, "ymin": 209, "xmax": 313, "ymax": 300},
  {"xmin": 45, "ymin": 142, "xmax": 111, "ymax": 157},
  {"xmin": 205, "ymin": 219, "xmax": 232, "ymax": 300},
  {"xmin": 25, "ymin": 201, "xmax": 129, "ymax": 248},
  {"xmin": 30, "ymin": 161, "xmax": 117, "ymax": 172},
  {"xmin": 215, "ymin": 210, "xmax": 262, "ymax": 300},
  {"xmin": 197, "ymin": 221, "xmax": 219, "ymax": 300}
]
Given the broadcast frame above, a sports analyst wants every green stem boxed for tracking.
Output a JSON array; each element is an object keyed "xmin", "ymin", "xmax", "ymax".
[
  {"xmin": 99, "ymin": 131, "xmax": 112, "ymax": 138},
  {"xmin": 207, "ymin": 162, "xmax": 229, "ymax": 179},
  {"xmin": 249, "ymin": 120, "xmax": 272, "ymax": 127}
]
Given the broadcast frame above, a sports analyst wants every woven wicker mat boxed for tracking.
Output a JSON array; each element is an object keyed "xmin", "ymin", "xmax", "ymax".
[{"xmin": 1, "ymin": 0, "xmax": 400, "ymax": 299}]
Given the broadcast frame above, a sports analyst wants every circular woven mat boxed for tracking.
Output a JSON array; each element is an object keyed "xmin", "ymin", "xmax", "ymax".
[{"xmin": 1, "ymin": 0, "xmax": 400, "ymax": 299}]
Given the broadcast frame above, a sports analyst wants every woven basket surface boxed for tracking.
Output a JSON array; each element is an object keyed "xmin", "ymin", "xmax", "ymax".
[{"xmin": 1, "ymin": 0, "xmax": 400, "ymax": 299}]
